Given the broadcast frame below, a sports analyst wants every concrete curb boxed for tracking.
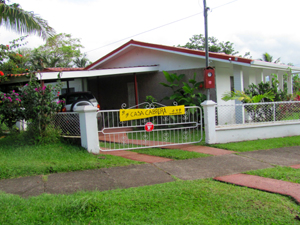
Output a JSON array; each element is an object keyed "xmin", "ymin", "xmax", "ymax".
[{"xmin": 214, "ymin": 173, "xmax": 300, "ymax": 204}]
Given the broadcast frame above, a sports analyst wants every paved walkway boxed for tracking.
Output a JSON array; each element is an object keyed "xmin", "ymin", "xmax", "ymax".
[
  {"xmin": 100, "ymin": 145, "xmax": 234, "ymax": 163},
  {"xmin": 0, "ymin": 145, "xmax": 299, "ymax": 203}
]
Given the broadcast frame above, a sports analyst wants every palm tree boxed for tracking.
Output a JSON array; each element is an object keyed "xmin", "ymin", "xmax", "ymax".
[
  {"xmin": 222, "ymin": 90, "xmax": 275, "ymax": 103},
  {"xmin": 73, "ymin": 54, "xmax": 91, "ymax": 68},
  {"xmin": 0, "ymin": 1, "xmax": 55, "ymax": 40},
  {"xmin": 260, "ymin": 52, "xmax": 280, "ymax": 64}
]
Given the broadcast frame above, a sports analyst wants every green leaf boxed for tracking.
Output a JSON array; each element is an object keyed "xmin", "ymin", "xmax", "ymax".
[
  {"xmin": 162, "ymin": 71, "xmax": 174, "ymax": 83},
  {"xmin": 188, "ymin": 79, "xmax": 196, "ymax": 85},
  {"xmin": 177, "ymin": 74, "xmax": 185, "ymax": 81},
  {"xmin": 170, "ymin": 93, "xmax": 182, "ymax": 100},
  {"xmin": 182, "ymin": 86, "xmax": 192, "ymax": 94},
  {"xmin": 160, "ymin": 82, "xmax": 171, "ymax": 88}
]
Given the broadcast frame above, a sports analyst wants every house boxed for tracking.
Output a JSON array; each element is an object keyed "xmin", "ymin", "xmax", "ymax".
[{"xmin": 2, "ymin": 40, "xmax": 300, "ymax": 111}]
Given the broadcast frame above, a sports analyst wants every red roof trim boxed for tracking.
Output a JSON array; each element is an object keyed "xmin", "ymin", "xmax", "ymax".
[
  {"xmin": 85, "ymin": 40, "xmax": 253, "ymax": 70},
  {"xmin": 42, "ymin": 67, "xmax": 84, "ymax": 72}
]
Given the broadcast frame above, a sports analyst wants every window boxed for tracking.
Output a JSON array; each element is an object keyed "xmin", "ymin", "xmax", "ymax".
[
  {"xmin": 61, "ymin": 88, "xmax": 75, "ymax": 95},
  {"xmin": 230, "ymin": 76, "xmax": 234, "ymax": 92}
]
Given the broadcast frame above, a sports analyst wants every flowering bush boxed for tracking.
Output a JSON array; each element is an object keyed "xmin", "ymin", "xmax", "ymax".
[
  {"xmin": 0, "ymin": 79, "xmax": 64, "ymax": 137},
  {"xmin": 20, "ymin": 79, "xmax": 64, "ymax": 136},
  {"xmin": 0, "ymin": 91, "xmax": 23, "ymax": 129}
]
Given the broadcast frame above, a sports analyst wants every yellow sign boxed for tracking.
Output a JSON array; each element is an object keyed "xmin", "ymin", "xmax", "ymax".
[{"xmin": 120, "ymin": 105, "xmax": 185, "ymax": 122}]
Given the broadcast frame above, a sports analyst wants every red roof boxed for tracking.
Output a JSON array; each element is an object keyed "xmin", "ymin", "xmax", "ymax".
[
  {"xmin": 85, "ymin": 39, "xmax": 254, "ymax": 70},
  {"xmin": 42, "ymin": 67, "xmax": 84, "ymax": 72},
  {"xmin": 4, "ymin": 67, "xmax": 84, "ymax": 78}
]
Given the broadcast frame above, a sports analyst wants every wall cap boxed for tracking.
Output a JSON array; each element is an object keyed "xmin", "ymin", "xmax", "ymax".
[
  {"xmin": 74, "ymin": 106, "xmax": 98, "ymax": 113},
  {"xmin": 201, "ymin": 100, "xmax": 217, "ymax": 107}
]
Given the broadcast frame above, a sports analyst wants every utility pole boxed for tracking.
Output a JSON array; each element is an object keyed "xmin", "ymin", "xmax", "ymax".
[{"xmin": 203, "ymin": 0, "xmax": 210, "ymax": 100}]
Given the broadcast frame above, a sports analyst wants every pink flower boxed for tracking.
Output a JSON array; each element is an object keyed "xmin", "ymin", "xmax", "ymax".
[
  {"xmin": 42, "ymin": 86, "xmax": 46, "ymax": 90},
  {"xmin": 0, "ymin": 71, "xmax": 4, "ymax": 76}
]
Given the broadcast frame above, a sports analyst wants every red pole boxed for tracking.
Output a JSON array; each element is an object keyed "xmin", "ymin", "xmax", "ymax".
[
  {"xmin": 134, "ymin": 74, "xmax": 138, "ymax": 108},
  {"xmin": 41, "ymin": 80, "xmax": 45, "ymax": 93}
]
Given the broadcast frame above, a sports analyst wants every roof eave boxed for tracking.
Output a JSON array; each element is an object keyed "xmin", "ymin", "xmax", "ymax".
[
  {"xmin": 250, "ymin": 60, "xmax": 300, "ymax": 72},
  {"xmin": 37, "ymin": 65, "xmax": 160, "ymax": 80}
]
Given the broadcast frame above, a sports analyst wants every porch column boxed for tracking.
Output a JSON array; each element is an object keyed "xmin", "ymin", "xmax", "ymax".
[
  {"xmin": 233, "ymin": 66, "xmax": 244, "ymax": 92},
  {"xmin": 134, "ymin": 73, "xmax": 139, "ymax": 107},
  {"xmin": 233, "ymin": 66, "xmax": 244, "ymax": 124},
  {"xmin": 287, "ymin": 72, "xmax": 293, "ymax": 95},
  {"xmin": 274, "ymin": 71, "xmax": 282, "ymax": 91},
  {"xmin": 248, "ymin": 71, "xmax": 256, "ymax": 87},
  {"xmin": 260, "ymin": 70, "xmax": 264, "ymax": 83}
]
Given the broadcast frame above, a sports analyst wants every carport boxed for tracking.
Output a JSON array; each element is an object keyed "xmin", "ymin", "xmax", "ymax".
[{"xmin": 37, "ymin": 65, "xmax": 159, "ymax": 110}]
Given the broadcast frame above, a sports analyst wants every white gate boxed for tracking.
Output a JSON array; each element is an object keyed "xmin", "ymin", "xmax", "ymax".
[{"xmin": 98, "ymin": 102, "xmax": 202, "ymax": 151}]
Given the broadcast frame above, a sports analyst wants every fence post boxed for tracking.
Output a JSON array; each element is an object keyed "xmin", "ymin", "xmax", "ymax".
[
  {"xmin": 201, "ymin": 100, "xmax": 217, "ymax": 144},
  {"xmin": 273, "ymin": 102, "xmax": 276, "ymax": 122},
  {"xmin": 74, "ymin": 106, "xmax": 100, "ymax": 154}
]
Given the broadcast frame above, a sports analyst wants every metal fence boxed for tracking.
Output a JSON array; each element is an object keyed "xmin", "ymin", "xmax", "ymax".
[
  {"xmin": 98, "ymin": 103, "xmax": 202, "ymax": 151},
  {"xmin": 216, "ymin": 101, "xmax": 300, "ymax": 127},
  {"xmin": 53, "ymin": 112, "xmax": 80, "ymax": 136}
]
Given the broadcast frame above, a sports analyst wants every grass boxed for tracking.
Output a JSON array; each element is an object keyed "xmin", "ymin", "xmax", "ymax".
[
  {"xmin": 280, "ymin": 111, "xmax": 300, "ymax": 121},
  {"xmin": 0, "ymin": 179, "xmax": 299, "ymax": 224},
  {"xmin": 0, "ymin": 134, "xmax": 143, "ymax": 180},
  {"xmin": 0, "ymin": 122, "xmax": 9, "ymax": 132},
  {"xmin": 131, "ymin": 147, "xmax": 210, "ymax": 160},
  {"xmin": 210, "ymin": 135, "xmax": 300, "ymax": 152},
  {"xmin": 245, "ymin": 166, "xmax": 300, "ymax": 184},
  {"xmin": 127, "ymin": 128, "xmax": 203, "ymax": 144}
]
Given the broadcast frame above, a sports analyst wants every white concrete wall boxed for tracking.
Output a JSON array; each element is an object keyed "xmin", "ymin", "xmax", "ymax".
[
  {"xmin": 215, "ymin": 122, "xmax": 300, "ymax": 143},
  {"xmin": 202, "ymin": 100, "xmax": 300, "ymax": 144}
]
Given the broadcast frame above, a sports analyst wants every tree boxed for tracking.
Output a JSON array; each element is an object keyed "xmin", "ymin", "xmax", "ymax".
[
  {"xmin": 178, "ymin": 34, "xmax": 239, "ymax": 55},
  {"xmin": 0, "ymin": 1, "xmax": 55, "ymax": 40},
  {"xmin": 260, "ymin": 52, "xmax": 280, "ymax": 64},
  {"xmin": 73, "ymin": 53, "xmax": 91, "ymax": 68},
  {"xmin": 27, "ymin": 33, "xmax": 86, "ymax": 70},
  {"xmin": 0, "ymin": 36, "xmax": 30, "ymax": 83}
]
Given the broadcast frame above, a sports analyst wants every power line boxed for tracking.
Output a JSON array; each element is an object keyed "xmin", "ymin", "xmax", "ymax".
[
  {"xmin": 85, "ymin": 12, "xmax": 202, "ymax": 53},
  {"xmin": 85, "ymin": 0, "xmax": 240, "ymax": 54}
]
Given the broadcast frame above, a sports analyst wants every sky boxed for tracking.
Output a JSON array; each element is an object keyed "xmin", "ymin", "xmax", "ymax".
[{"xmin": 1, "ymin": 0, "xmax": 300, "ymax": 66}]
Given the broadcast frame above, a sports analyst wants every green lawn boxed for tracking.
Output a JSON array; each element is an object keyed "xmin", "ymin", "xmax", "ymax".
[
  {"xmin": 1, "ymin": 179, "xmax": 299, "ymax": 224},
  {"xmin": 0, "ymin": 134, "xmax": 142, "ymax": 180},
  {"xmin": 245, "ymin": 166, "xmax": 300, "ymax": 184},
  {"xmin": 210, "ymin": 135, "xmax": 300, "ymax": 152}
]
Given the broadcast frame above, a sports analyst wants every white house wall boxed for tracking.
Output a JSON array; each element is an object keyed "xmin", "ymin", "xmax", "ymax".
[
  {"xmin": 214, "ymin": 63, "xmax": 236, "ymax": 125},
  {"xmin": 45, "ymin": 78, "xmax": 83, "ymax": 92},
  {"xmin": 99, "ymin": 47, "xmax": 206, "ymax": 71}
]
